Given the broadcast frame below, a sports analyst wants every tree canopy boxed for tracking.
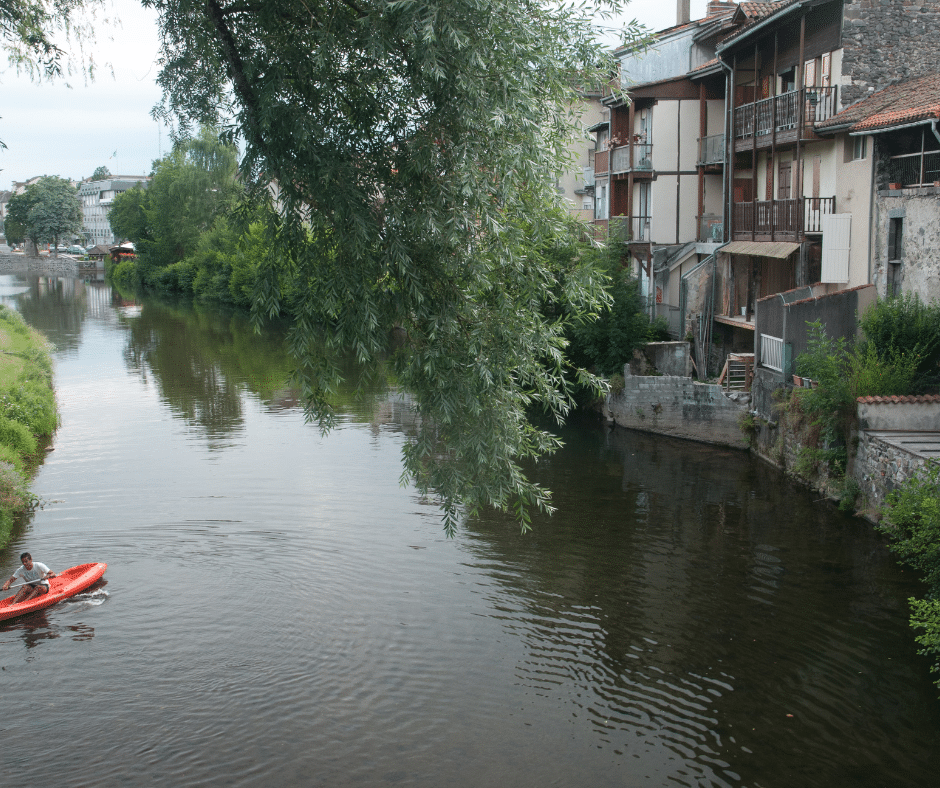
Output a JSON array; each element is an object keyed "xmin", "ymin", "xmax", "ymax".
[
  {"xmin": 109, "ymin": 128, "xmax": 241, "ymax": 265},
  {"xmin": 138, "ymin": 0, "xmax": 637, "ymax": 529},
  {"xmin": 91, "ymin": 165, "xmax": 112, "ymax": 180},
  {"xmin": 5, "ymin": 176, "xmax": 82, "ymax": 252}
]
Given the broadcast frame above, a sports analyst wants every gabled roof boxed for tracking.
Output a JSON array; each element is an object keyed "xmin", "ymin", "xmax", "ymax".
[
  {"xmin": 717, "ymin": 0, "xmax": 803, "ymax": 51},
  {"xmin": 817, "ymin": 72, "xmax": 940, "ymax": 133}
]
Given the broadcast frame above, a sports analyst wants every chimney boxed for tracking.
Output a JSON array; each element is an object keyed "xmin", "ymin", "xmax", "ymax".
[{"xmin": 677, "ymin": 0, "xmax": 690, "ymax": 24}]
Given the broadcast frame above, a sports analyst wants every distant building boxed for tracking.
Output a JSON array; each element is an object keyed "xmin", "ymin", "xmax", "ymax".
[{"xmin": 79, "ymin": 176, "xmax": 150, "ymax": 247}]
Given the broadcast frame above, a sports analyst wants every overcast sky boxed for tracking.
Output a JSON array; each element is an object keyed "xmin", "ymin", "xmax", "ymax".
[{"xmin": 0, "ymin": 0, "xmax": 709, "ymax": 189}]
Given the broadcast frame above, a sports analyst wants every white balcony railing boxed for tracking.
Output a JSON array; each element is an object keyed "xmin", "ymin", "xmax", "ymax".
[{"xmin": 760, "ymin": 333, "xmax": 784, "ymax": 372}]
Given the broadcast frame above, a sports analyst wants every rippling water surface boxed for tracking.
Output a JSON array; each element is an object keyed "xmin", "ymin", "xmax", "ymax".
[{"xmin": 1, "ymin": 273, "xmax": 938, "ymax": 787}]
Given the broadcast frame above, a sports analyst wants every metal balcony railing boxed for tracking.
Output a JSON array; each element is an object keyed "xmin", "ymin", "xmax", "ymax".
[
  {"xmin": 887, "ymin": 150, "xmax": 940, "ymax": 187},
  {"xmin": 698, "ymin": 134, "xmax": 725, "ymax": 165},
  {"xmin": 610, "ymin": 215, "xmax": 651, "ymax": 242},
  {"xmin": 610, "ymin": 144, "xmax": 654, "ymax": 174}
]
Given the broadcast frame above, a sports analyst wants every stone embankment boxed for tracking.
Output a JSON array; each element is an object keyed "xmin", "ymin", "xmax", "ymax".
[{"xmin": 603, "ymin": 341, "xmax": 750, "ymax": 449}]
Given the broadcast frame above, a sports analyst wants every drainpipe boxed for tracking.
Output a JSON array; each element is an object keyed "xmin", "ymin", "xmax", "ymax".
[
  {"xmin": 932, "ymin": 120, "xmax": 940, "ymax": 147},
  {"xmin": 718, "ymin": 57, "xmax": 733, "ymax": 245}
]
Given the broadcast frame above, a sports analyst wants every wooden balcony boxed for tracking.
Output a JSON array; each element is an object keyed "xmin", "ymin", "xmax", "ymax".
[
  {"xmin": 733, "ymin": 86, "xmax": 838, "ymax": 153},
  {"xmin": 732, "ymin": 196, "xmax": 834, "ymax": 241}
]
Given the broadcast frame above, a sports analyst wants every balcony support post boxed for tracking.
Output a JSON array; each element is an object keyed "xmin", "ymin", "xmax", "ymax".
[
  {"xmin": 794, "ymin": 13, "xmax": 806, "ymax": 239},
  {"xmin": 751, "ymin": 42, "xmax": 758, "ymax": 242}
]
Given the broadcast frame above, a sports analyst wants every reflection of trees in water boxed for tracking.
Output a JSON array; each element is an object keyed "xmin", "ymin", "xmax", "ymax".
[
  {"xmin": 122, "ymin": 297, "xmax": 398, "ymax": 444},
  {"xmin": 9, "ymin": 276, "xmax": 89, "ymax": 354}
]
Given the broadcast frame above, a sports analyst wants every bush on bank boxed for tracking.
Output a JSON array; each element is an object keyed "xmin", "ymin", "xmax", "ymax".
[
  {"xmin": 878, "ymin": 463, "xmax": 940, "ymax": 695},
  {"xmin": 0, "ymin": 306, "xmax": 58, "ymax": 547}
]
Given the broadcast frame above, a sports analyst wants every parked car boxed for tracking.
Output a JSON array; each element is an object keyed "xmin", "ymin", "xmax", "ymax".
[{"xmin": 66, "ymin": 245, "xmax": 86, "ymax": 255}]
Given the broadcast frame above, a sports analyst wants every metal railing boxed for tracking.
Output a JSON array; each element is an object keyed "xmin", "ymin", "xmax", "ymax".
[
  {"xmin": 610, "ymin": 144, "xmax": 654, "ymax": 174},
  {"xmin": 887, "ymin": 150, "xmax": 940, "ymax": 187},
  {"xmin": 760, "ymin": 333, "xmax": 784, "ymax": 372},
  {"xmin": 698, "ymin": 134, "xmax": 725, "ymax": 165},
  {"xmin": 734, "ymin": 86, "xmax": 839, "ymax": 140},
  {"xmin": 698, "ymin": 215, "xmax": 723, "ymax": 242},
  {"xmin": 610, "ymin": 214, "xmax": 651, "ymax": 242}
]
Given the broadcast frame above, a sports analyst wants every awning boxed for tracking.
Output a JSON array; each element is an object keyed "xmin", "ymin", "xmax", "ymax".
[{"xmin": 721, "ymin": 241, "xmax": 800, "ymax": 259}]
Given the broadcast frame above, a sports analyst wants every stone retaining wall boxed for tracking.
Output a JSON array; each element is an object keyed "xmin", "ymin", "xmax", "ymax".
[
  {"xmin": 604, "ymin": 368, "xmax": 749, "ymax": 449},
  {"xmin": 853, "ymin": 432, "xmax": 932, "ymax": 515}
]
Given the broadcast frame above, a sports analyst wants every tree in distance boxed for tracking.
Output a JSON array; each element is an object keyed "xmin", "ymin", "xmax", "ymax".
[
  {"xmin": 5, "ymin": 176, "xmax": 82, "ymax": 256},
  {"xmin": 91, "ymin": 165, "xmax": 112, "ymax": 181}
]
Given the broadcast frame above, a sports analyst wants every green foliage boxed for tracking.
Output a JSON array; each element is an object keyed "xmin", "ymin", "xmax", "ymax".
[
  {"xmin": 90, "ymin": 165, "xmax": 111, "ymax": 180},
  {"xmin": 0, "ymin": 414, "xmax": 37, "ymax": 456},
  {"xmin": 838, "ymin": 477, "xmax": 861, "ymax": 513},
  {"xmin": 738, "ymin": 411, "xmax": 759, "ymax": 446},
  {"xmin": 793, "ymin": 320, "xmax": 920, "ymax": 478},
  {"xmin": 111, "ymin": 128, "xmax": 241, "ymax": 271},
  {"xmin": 909, "ymin": 598, "xmax": 940, "ymax": 688},
  {"xmin": 0, "ymin": 306, "xmax": 55, "ymax": 547},
  {"xmin": 859, "ymin": 293, "xmax": 940, "ymax": 390},
  {"xmin": 0, "ymin": 0, "xmax": 103, "ymax": 79},
  {"xmin": 108, "ymin": 185, "xmax": 151, "ymax": 245},
  {"xmin": 6, "ymin": 176, "xmax": 83, "ymax": 251},
  {"xmin": 4, "ymin": 189, "xmax": 36, "ymax": 246},
  {"xmin": 879, "ymin": 463, "xmax": 940, "ymax": 592},
  {"xmin": 879, "ymin": 463, "xmax": 940, "ymax": 693},
  {"xmin": 136, "ymin": 0, "xmax": 644, "ymax": 528},
  {"xmin": 563, "ymin": 237, "xmax": 659, "ymax": 377}
]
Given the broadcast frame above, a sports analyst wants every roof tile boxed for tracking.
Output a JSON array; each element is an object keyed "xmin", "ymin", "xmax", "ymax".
[{"xmin": 818, "ymin": 72, "xmax": 940, "ymax": 133}]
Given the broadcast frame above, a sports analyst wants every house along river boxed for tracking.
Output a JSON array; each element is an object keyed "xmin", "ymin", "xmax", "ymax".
[{"xmin": 1, "ymin": 272, "xmax": 938, "ymax": 787}]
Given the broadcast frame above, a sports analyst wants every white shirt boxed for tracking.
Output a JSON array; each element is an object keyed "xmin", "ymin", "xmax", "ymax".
[{"xmin": 13, "ymin": 562, "xmax": 51, "ymax": 587}]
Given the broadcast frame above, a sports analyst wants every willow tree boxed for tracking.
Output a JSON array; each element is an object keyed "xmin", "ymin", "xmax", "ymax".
[{"xmin": 146, "ymin": 0, "xmax": 635, "ymax": 529}]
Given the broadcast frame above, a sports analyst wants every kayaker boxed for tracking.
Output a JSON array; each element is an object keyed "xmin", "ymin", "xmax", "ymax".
[{"xmin": 2, "ymin": 552, "xmax": 56, "ymax": 604}]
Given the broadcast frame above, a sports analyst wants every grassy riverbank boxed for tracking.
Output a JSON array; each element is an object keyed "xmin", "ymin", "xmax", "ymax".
[{"xmin": 0, "ymin": 306, "xmax": 58, "ymax": 547}]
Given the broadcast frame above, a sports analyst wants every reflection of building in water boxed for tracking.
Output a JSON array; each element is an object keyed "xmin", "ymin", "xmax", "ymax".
[{"xmin": 369, "ymin": 390, "xmax": 421, "ymax": 436}]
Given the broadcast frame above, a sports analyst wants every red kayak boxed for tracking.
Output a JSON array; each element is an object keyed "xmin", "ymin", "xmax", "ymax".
[{"xmin": 0, "ymin": 562, "xmax": 107, "ymax": 622}]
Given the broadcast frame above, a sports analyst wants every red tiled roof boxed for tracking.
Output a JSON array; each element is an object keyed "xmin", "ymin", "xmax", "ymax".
[
  {"xmin": 857, "ymin": 395, "xmax": 940, "ymax": 404},
  {"xmin": 689, "ymin": 57, "xmax": 720, "ymax": 75},
  {"xmin": 718, "ymin": 0, "xmax": 801, "ymax": 47},
  {"xmin": 737, "ymin": 2, "xmax": 790, "ymax": 19},
  {"xmin": 817, "ymin": 72, "xmax": 940, "ymax": 133}
]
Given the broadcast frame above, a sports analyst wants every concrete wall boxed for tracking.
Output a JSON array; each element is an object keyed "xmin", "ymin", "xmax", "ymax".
[
  {"xmin": 605, "ymin": 367, "xmax": 749, "ymax": 449},
  {"xmin": 858, "ymin": 399, "xmax": 940, "ymax": 431}
]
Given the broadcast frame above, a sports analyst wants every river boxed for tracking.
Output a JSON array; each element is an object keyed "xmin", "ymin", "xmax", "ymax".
[{"xmin": 1, "ymin": 272, "xmax": 938, "ymax": 787}]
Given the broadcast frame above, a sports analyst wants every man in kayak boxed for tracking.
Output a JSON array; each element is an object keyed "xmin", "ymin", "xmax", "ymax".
[{"xmin": 1, "ymin": 552, "xmax": 56, "ymax": 604}]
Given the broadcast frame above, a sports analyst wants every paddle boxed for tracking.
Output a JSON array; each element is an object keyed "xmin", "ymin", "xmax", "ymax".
[{"xmin": 4, "ymin": 577, "xmax": 53, "ymax": 593}]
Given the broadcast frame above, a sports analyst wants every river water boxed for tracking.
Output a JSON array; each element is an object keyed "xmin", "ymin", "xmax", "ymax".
[{"xmin": 1, "ymin": 272, "xmax": 938, "ymax": 787}]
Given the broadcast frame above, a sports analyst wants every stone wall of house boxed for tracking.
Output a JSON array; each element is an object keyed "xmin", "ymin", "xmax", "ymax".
[
  {"xmin": 852, "ymin": 431, "xmax": 931, "ymax": 515},
  {"xmin": 871, "ymin": 186, "xmax": 940, "ymax": 299},
  {"xmin": 604, "ymin": 368, "xmax": 749, "ymax": 448},
  {"xmin": 841, "ymin": 0, "xmax": 940, "ymax": 107}
]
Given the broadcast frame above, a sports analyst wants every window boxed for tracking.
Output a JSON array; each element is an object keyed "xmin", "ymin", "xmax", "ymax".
[
  {"xmin": 888, "ymin": 217, "xmax": 903, "ymax": 261},
  {"xmin": 852, "ymin": 136, "xmax": 867, "ymax": 161}
]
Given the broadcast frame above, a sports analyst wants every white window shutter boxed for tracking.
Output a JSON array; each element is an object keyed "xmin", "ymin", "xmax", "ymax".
[{"xmin": 821, "ymin": 213, "xmax": 851, "ymax": 283}]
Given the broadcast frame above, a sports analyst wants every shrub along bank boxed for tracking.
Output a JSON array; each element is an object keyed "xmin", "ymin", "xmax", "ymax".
[{"xmin": 0, "ymin": 306, "xmax": 58, "ymax": 547}]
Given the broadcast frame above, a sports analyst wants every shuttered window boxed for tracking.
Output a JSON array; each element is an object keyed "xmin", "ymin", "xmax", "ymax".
[{"xmin": 821, "ymin": 213, "xmax": 851, "ymax": 282}]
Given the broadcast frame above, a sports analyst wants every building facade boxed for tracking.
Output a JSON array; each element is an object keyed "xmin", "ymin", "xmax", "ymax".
[{"xmin": 79, "ymin": 177, "xmax": 150, "ymax": 248}]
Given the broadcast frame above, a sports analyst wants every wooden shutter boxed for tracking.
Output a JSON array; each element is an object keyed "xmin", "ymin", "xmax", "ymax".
[
  {"xmin": 820, "ymin": 53, "xmax": 831, "ymax": 88},
  {"xmin": 821, "ymin": 214, "xmax": 851, "ymax": 282}
]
